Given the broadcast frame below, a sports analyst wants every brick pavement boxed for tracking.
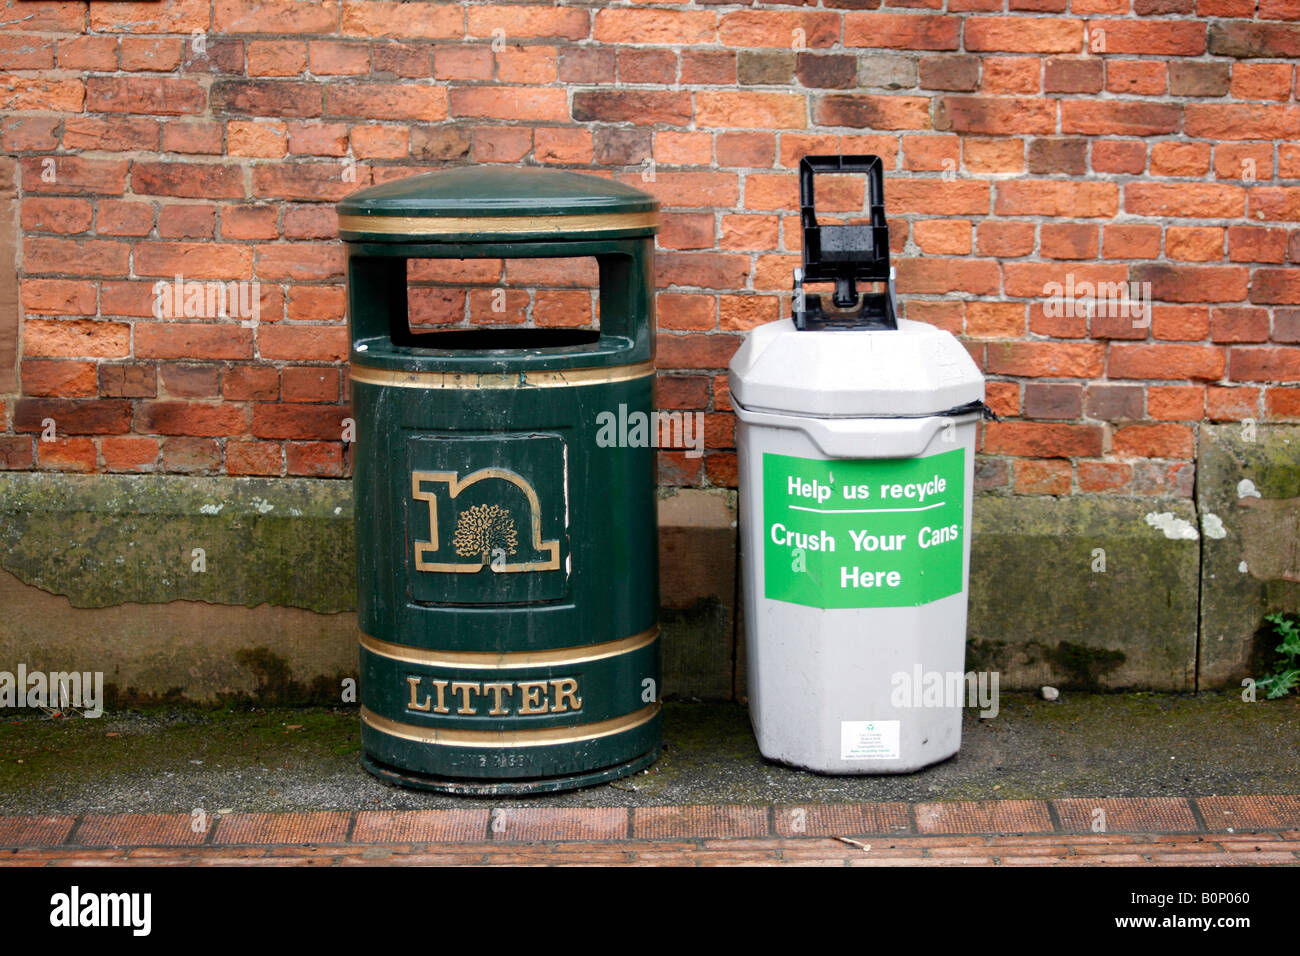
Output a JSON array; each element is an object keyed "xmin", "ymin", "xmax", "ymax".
[{"xmin": 2, "ymin": 795, "xmax": 1297, "ymax": 866}]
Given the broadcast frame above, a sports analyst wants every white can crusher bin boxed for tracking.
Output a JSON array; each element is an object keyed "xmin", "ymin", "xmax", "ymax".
[{"xmin": 729, "ymin": 156, "xmax": 986, "ymax": 774}]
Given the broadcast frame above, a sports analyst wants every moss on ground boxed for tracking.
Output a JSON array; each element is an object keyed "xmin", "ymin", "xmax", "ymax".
[
  {"xmin": 1, "ymin": 693, "xmax": 1296, "ymax": 812},
  {"xmin": 0, "ymin": 706, "xmax": 362, "ymax": 795}
]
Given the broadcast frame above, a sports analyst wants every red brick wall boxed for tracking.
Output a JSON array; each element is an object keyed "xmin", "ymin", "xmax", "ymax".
[{"xmin": 2, "ymin": 1, "xmax": 1298, "ymax": 493}]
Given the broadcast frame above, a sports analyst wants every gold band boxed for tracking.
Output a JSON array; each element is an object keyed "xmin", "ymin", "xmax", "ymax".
[
  {"xmin": 360, "ymin": 626, "xmax": 658, "ymax": 670},
  {"xmin": 338, "ymin": 211, "xmax": 658, "ymax": 237},
  {"xmin": 350, "ymin": 359, "xmax": 654, "ymax": 390},
  {"xmin": 360, "ymin": 702, "xmax": 660, "ymax": 749}
]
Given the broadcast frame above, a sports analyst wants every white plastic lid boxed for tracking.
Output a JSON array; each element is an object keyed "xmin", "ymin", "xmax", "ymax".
[{"xmin": 728, "ymin": 317, "xmax": 984, "ymax": 418}]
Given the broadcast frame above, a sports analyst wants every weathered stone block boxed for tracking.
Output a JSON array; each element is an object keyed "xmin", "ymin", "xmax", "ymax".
[
  {"xmin": 1197, "ymin": 424, "xmax": 1300, "ymax": 688},
  {"xmin": 0, "ymin": 568, "xmax": 359, "ymax": 704},
  {"xmin": 658, "ymin": 488, "xmax": 737, "ymax": 701},
  {"xmin": 966, "ymin": 495, "xmax": 1200, "ymax": 691},
  {"xmin": 0, "ymin": 473, "xmax": 355, "ymax": 612}
]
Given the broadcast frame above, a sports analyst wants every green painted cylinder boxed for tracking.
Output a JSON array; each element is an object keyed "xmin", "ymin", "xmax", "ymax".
[{"xmin": 337, "ymin": 168, "xmax": 661, "ymax": 794}]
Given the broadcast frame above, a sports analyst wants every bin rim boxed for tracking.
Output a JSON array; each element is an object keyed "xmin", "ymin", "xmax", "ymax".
[
  {"xmin": 728, "ymin": 316, "xmax": 985, "ymax": 420},
  {"xmin": 731, "ymin": 397, "xmax": 989, "ymax": 422},
  {"xmin": 338, "ymin": 166, "xmax": 660, "ymax": 242}
]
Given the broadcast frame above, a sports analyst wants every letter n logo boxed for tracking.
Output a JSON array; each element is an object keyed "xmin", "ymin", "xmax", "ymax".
[
  {"xmin": 412, "ymin": 469, "xmax": 560, "ymax": 574},
  {"xmin": 403, "ymin": 433, "xmax": 569, "ymax": 605}
]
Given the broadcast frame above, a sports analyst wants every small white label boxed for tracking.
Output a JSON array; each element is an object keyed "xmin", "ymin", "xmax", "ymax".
[{"xmin": 841, "ymin": 720, "xmax": 900, "ymax": 760}]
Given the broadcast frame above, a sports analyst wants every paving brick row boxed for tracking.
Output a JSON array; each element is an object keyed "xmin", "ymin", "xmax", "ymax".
[
  {"xmin": 4, "ymin": 795, "xmax": 1300, "ymax": 855},
  {"xmin": 45, "ymin": 858, "xmax": 146, "ymax": 867},
  {"xmin": 988, "ymin": 832, "xmax": 1189, "ymax": 846},
  {"xmin": 1068, "ymin": 841, "xmax": 1207, "ymax": 856},
  {"xmin": 779, "ymin": 860, "xmax": 849, "ymax": 868},
  {"xmin": 633, "ymin": 804, "xmax": 770, "ymax": 839},
  {"xmin": 847, "ymin": 858, "xmax": 986, "ymax": 867},
  {"xmin": 1000, "ymin": 855, "xmax": 1088, "ymax": 866},
  {"xmin": 8, "ymin": 834, "xmax": 1297, "ymax": 867},
  {"xmin": 773, "ymin": 802, "xmax": 913, "ymax": 837},
  {"xmin": 1052, "ymin": 855, "xmax": 1153, "ymax": 865},
  {"xmin": 0, "ymin": 815, "xmax": 76, "ymax": 846},
  {"xmin": 865, "ymin": 834, "xmax": 996, "ymax": 848},
  {"xmin": 1149, "ymin": 851, "xmax": 1300, "ymax": 865},
  {"xmin": 704, "ymin": 861, "xmax": 794, "ymax": 868},
  {"xmin": 1053, "ymin": 796, "xmax": 1200, "ymax": 833},
  {"xmin": 882, "ymin": 856, "xmax": 1003, "ymax": 866},
  {"xmin": 1219, "ymin": 840, "xmax": 1298, "ymax": 853},
  {"xmin": 352, "ymin": 809, "xmax": 491, "ymax": 844},
  {"xmin": 189, "ymin": 857, "xmax": 325, "ymax": 867},
  {"xmin": 5, "ymin": 846, "xmax": 130, "ymax": 859},
  {"xmin": 72, "ymin": 813, "xmax": 209, "ymax": 847},
  {"xmin": 489, "ymin": 806, "xmax": 629, "ymax": 842},
  {"xmin": 212, "ymin": 811, "xmax": 352, "ymax": 845},
  {"xmin": 126, "ymin": 846, "xmax": 261, "ymax": 859},
  {"xmin": 485, "ymin": 848, "xmax": 636, "ymax": 863},
  {"xmin": 1197, "ymin": 794, "xmax": 1300, "ymax": 830},
  {"xmin": 915, "ymin": 800, "xmax": 1056, "ymax": 834},
  {"xmin": 338, "ymin": 853, "xmax": 492, "ymax": 866},
  {"xmin": 262, "ymin": 844, "xmax": 402, "ymax": 859},
  {"xmin": 929, "ymin": 842, "xmax": 1069, "ymax": 858}
]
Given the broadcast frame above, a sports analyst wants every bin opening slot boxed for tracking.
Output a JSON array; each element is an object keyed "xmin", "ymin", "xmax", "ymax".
[
  {"xmin": 397, "ymin": 257, "xmax": 602, "ymax": 350},
  {"xmin": 391, "ymin": 327, "xmax": 602, "ymax": 351}
]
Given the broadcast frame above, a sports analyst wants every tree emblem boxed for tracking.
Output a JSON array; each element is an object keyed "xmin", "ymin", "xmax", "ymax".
[{"xmin": 452, "ymin": 503, "xmax": 519, "ymax": 563}]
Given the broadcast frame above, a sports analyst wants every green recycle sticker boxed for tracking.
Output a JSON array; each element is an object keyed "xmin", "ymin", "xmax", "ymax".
[{"xmin": 761, "ymin": 448, "xmax": 966, "ymax": 609}]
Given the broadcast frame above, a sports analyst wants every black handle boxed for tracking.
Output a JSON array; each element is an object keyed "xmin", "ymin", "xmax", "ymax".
[
  {"xmin": 799, "ymin": 154, "xmax": 887, "ymax": 236},
  {"xmin": 794, "ymin": 154, "xmax": 896, "ymax": 331}
]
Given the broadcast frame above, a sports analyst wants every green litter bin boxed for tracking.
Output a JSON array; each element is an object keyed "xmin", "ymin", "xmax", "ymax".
[{"xmin": 337, "ymin": 167, "xmax": 662, "ymax": 794}]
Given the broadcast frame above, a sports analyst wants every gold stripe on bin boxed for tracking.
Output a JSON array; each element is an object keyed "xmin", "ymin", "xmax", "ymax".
[
  {"xmin": 361, "ymin": 702, "xmax": 660, "ymax": 749},
  {"xmin": 360, "ymin": 626, "xmax": 658, "ymax": 670},
  {"xmin": 337, "ymin": 210, "xmax": 658, "ymax": 237},
  {"xmin": 350, "ymin": 359, "xmax": 654, "ymax": 390}
]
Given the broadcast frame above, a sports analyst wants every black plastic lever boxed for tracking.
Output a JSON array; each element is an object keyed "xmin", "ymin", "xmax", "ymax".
[{"xmin": 793, "ymin": 154, "xmax": 897, "ymax": 331}]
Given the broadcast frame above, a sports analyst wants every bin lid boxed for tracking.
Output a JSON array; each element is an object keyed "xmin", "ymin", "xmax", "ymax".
[
  {"xmin": 728, "ymin": 317, "xmax": 984, "ymax": 418},
  {"xmin": 337, "ymin": 166, "xmax": 659, "ymax": 242}
]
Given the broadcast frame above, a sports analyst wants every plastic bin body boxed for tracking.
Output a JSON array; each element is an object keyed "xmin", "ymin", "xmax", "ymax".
[
  {"xmin": 338, "ymin": 167, "xmax": 661, "ymax": 794},
  {"xmin": 730, "ymin": 317, "xmax": 984, "ymax": 774}
]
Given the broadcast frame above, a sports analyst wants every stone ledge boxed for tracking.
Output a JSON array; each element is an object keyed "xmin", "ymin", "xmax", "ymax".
[
  {"xmin": 967, "ymin": 495, "xmax": 1200, "ymax": 692},
  {"xmin": 0, "ymin": 471, "xmax": 1273, "ymax": 698},
  {"xmin": 658, "ymin": 488, "xmax": 737, "ymax": 701},
  {"xmin": 0, "ymin": 569, "xmax": 358, "ymax": 704},
  {"xmin": 1197, "ymin": 424, "xmax": 1300, "ymax": 688},
  {"xmin": 0, "ymin": 473, "xmax": 354, "ymax": 613},
  {"xmin": 0, "ymin": 474, "xmax": 740, "ymax": 702},
  {"xmin": 6, "ymin": 794, "xmax": 1300, "ymax": 847}
]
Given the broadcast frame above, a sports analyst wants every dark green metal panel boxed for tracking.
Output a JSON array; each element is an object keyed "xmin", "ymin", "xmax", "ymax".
[{"xmin": 338, "ymin": 167, "xmax": 662, "ymax": 794}]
